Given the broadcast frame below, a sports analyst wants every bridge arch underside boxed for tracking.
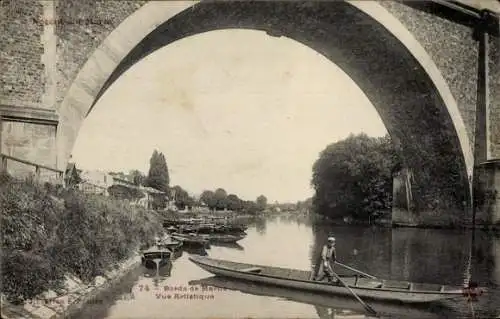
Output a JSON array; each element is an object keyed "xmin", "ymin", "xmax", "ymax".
[{"xmin": 73, "ymin": 1, "xmax": 471, "ymax": 223}]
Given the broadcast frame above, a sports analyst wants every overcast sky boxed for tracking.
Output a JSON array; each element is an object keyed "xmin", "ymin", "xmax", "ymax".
[{"xmin": 71, "ymin": 29, "xmax": 387, "ymax": 203}]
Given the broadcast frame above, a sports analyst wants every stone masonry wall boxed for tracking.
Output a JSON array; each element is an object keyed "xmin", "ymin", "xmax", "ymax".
[
  {"xmin": 55, "ymin": 0, "xmax": 147, "ymax": 110},
  {"xmin": 489, "ymin": 32, "xmax": 500, "ymax": 159},
  {"xmin": 0, "ymin": 0, "xmax": 45, "ymax": 107},
  {"xmin": 1, "ymin": 1, "xmax": 497, "ymax": 161},
  {"xmin": 378, "ymin": 1, "xmax": 479, "ymax": 150}
]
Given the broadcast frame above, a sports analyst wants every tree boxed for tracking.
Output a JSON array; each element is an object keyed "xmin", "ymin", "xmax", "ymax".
[
  {"xmin": 241, "ymin": 200, "xmax": 259, "ymax": 215},
  {"xmin": 311, "ymin": 133, "xmax": 401, "ymax": 221},
  {"xmin": 256, "ymin": 195, "xmax": 268, "ymax": 211},
  {"xmin": 171, "ymin": 185, "xmax": 193, "ymax": 210},
  {"xmin": 129, "ymin": 169, "xmax": 146, "ymax": 186},
  {"xmin": 145, "ymin": 150, "xmax": 169, "ymax": 192},
  {"xmin": 226, "ymin": 194, "xmax": 243, "ymax": 211},
  {"xmin": 214, "ymin": 188, "xmax": 227, "ymax": 210},
  {"xmin": 145, "ymin": 150, "xmax": 170, "ymax": 209},
  {"xmin": 200, "ymin": 190, "xmax": 217, "ymax": 210}
]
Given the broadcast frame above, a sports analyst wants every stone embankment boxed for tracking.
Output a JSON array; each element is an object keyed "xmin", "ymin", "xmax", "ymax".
[{"xmin": 1, "ymin": 252, "xmax": 141, "ymax": 319}]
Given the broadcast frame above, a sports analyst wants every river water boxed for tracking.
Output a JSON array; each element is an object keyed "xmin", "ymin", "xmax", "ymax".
[{"xmin": 72, "ymin": 213, "xmax": 500, "ymax": 319}]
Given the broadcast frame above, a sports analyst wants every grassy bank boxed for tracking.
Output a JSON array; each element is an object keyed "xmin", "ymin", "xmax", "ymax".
[{"xmin": 0, "ymin": 173, "xmax": 163, "ymax": 305}]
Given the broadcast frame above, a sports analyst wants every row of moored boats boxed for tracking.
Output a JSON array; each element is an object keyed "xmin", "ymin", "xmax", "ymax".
[{"xmin": 141, "ymin": 220, "xmax": 248, "ymax": 271}]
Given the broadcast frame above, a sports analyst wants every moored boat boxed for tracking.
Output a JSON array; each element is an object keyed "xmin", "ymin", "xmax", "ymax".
[
  {"xmin": 189, "ymin": 277, "xmax": 460, "ymax": 319},
  {"xmin": 141, "ymin": 248, "xmax": 171, "ymax": 270},
  {"xmin": 165, "ymin": 226, "xmax": 178, "ymax": 233},
  {"xmin": 189, "ymin": 256, "xmax": 486, "ymax": 304},
  {"xmin": 171, "ymin": 233, "xmax": 210, "ymax": 247},
  {"xmin": 210, "ymin": 242, "xmax": 244, "ymax": 250},
  {"xmin": 204, "ymin": 233, "xmax": 246, "ymax": 243},
  {"xmin": 157, "ymin": 236, "xmax": 183, "ymax": 251}
]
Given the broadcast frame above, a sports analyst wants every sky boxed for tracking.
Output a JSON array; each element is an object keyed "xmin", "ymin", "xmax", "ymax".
[{"xmin": 71, "ymin": 30, "xmax": 387, "ymax": 203}]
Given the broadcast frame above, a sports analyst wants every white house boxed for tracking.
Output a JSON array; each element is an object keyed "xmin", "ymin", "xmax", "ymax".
[{"xmin": 78, "ymin": 170, "xmax": 114, "ymax": 196}]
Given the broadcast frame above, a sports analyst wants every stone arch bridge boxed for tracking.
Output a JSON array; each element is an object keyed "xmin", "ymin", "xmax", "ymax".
[{"xmin": 0, "ymin": 0, "xmax": 499, "ymax": 227}]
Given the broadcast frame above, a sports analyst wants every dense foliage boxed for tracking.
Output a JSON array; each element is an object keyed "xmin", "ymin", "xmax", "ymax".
[
  {"xmin": 145, "ymin": 150, "xmax": 170, "ymax": 209},
  {"xmin": 256, "ymin": 195, "xmax": 268, "ymax": 211},
  {"xmin": 145, "ymin": 150, "xmax": 170, "ymax": 191},
  {"xmin": 171, "ymin": 185, "xmax": 194, "ymax": 210},
  {"xmin": 108, "ymin": 184, "xmax": 145, "ymax": 201},
  {"xmin": 0, "ymin": 173, "xmax": 162, "ymax": 304},
  {"xmin": 129, "ymin": 169, "xmax": 146, "ymax": 186},
  {"xmin": 311, "ymin": 133, "xmax": 401, "ymax": 221},
  {"xmin": 198, "ymin": 189, "xmax": 267, "ymax": 213}
]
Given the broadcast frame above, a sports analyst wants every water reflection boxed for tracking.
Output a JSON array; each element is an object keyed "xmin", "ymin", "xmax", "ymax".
[
  {"xmin": 254, "ymin": 216, "xmax": 267, "ymax": 235},
  {"xmin": 142, "ymin": 259, "xmax": 173, "ymax": 278},
  {"xmin": 72, "ymin": 214, "xmax": 500, "ymax": 319},
  {"xmin": 189, "ymin": 276, "xmax": 458, "ymax": 319},
  {"xmin": 309, "ymin": 221, "xmax": 500, "ymax": 319},
  {"xmin": 182, "ymin": 246, "xmax": 209, "ymax": 256}
]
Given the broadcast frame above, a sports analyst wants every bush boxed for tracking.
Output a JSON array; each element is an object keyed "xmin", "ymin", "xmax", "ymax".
[{"xmin": 0, "ymin": 173, "xmax": 162, "ymax": 303}]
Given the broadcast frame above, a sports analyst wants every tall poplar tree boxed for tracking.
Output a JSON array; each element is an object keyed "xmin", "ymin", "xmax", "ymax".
[
  {"xmin": 145, "ymin": 150, "xmax": 170, "ymax": 209},
  {"xmin": 145, "ymin": 150, "xmax": 170, "ymax": 192}
]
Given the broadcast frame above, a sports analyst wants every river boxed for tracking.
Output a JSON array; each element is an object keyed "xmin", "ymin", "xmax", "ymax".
[{"xmin": 71, "ymin": 213, "xmax": 500, "ymax": 319}]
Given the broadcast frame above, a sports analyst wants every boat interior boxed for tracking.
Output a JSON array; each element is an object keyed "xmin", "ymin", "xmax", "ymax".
[
  {"xmin": 197, "ymin": 258, "xmax": 460, "ymax": 293},
  {"xmin": 143, "ymin": 251, "xmax": 171, "ymax": 259}
]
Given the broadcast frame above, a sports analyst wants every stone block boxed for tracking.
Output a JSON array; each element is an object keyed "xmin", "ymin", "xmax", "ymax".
[
  {"xmin": 0, "ymin": 0, "xmax": 45, "ymax": 107},
  {"xmin": 474, "ymin": 160, "xmax": 500, "ymax": 225}
]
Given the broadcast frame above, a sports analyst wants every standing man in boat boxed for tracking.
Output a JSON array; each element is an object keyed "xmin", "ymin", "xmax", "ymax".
[{"xmin": 314, "ymin": 236, "xmax": 337, "ymax": 282}]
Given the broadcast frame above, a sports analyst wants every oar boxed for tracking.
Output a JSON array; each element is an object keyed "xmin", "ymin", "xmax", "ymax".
[
  {"xmin": 331, "ymin": 271, "xmax": 378, "ymax": 317},
  {"xmin": 335, "ymin": 261, "xmax": 378, "ymax": 279}
]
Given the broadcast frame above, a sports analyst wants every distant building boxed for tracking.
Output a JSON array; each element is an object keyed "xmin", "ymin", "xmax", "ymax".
[
  {"xmin": 71, "ymin": 168, "xmax": 169, "ymax": 209},
  {"xmin": 111, "ymin": 176, "xmax": 167, "ymax": 209},
  {"xmin": 78, "ymin": 170, "xmax": 114, "ymax": 196},
  {"xmin": 136, "ymin": 185, "xmax": 166, "ymax": 210}
]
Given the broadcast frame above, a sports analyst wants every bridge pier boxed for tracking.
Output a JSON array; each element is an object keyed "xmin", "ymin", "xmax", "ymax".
[
  {"xmin": 472, "ymin": 11, "xmax": 500, "ymax": 228},
  {"xmin": 0, "ymin": 105, "xmax": 59, "ymax": 180},
  {"xmin": 473, "ymin": 160, "xmax": 500, "ymax": 226}
]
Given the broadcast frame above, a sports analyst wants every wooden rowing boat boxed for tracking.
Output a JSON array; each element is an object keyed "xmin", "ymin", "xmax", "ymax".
[
  {"xmin": 197, "ymin": 233, "xmax": 246, "ymax": 243},
  {"xmin": 189, "ymin": 277, "xmax": 460, "ymax": 319},
  {"xmin": 157, "ymin": 236, "xmax": 183, "ymax": 251},
  {"xmin": 141, "ymin": 248, "xmax": 171, "ymax": 270},
  {"xmin": 210, "ymin": 242, "xmax": 244, "ymax": 250},
  {"xmin": 189, "ymin": 256, "xmax": 486, "ymax": 304},
  {"xmin": 171, "ymin": 233, "xmax": 210, "ymax": 247}
]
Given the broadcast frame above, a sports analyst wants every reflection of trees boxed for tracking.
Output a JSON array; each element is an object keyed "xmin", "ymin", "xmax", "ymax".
[
  {"xmin": 310, "ymin": 223, "xmax": 392, "ymax": 278},
  {"xmin": 388, "ymin": 229, "xmax": 500, "ymax": 318},
  {"xmin": 390, "ymin": 229, "xmax": 469, "ymax": 284},
  {"xmin": 255, "ymin": 217, "xmax": 267, "ymax": 235},
  {"xmin": 467, "ymin": 231, "xmax": 500, "ymax": 319}
]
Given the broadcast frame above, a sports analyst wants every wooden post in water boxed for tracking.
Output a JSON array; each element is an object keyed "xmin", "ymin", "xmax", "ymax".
[
  {"xmin": 1, "ymin": 155, "xmax": 7, "ymax": 172},
  {"xmin": 35, "ymin": 165, "xmax": 41, "ymax": 183}
]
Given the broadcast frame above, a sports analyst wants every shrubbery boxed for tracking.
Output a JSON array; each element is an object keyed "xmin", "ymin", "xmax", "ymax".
[
  {"xmin": 311, "ymin": 133, "xmax": 400, "ymax": 221},
  {"xmin": 0, "ymin": 172, "xmax": 162, "ymax": 304}
]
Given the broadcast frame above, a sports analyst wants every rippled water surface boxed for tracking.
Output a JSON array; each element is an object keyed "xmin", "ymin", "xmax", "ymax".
[{"xmin": 72, "ymin": 214, "xmax": 500, "ymax": 319}]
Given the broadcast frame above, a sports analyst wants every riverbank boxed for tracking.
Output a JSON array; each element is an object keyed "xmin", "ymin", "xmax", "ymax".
[
  {"xmin": 1, "ymin": 252, "xmax": 141, "ymax": 319},
  {"xmin": 0, "ymin": 173, "xmax": 163, "ymax": 317}
]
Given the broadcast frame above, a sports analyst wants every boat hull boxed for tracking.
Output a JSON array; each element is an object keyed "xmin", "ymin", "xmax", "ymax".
[
  {"xmin": 189, "ymin": 256, "xmax": 473, "ymax": 304},
  {"xmin": 189, "ymin": 277, "xmax": 458, "ymax": 319},
  {"xmin": 171, "ymin": 234, "xmax": 209, "ymax": 247},
  {"xmin": 202, "ymin": 234, "xmax": 246, "ymax": 243}
]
